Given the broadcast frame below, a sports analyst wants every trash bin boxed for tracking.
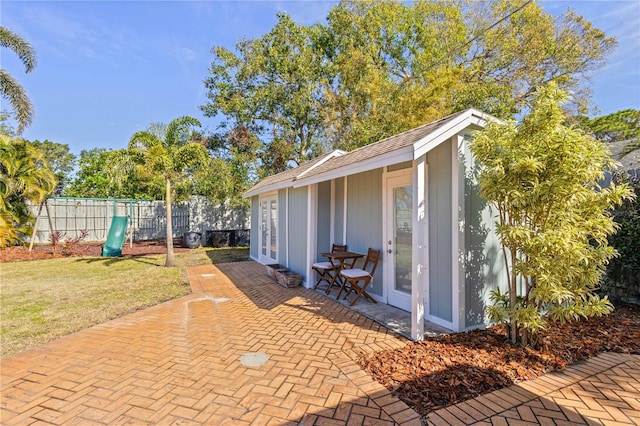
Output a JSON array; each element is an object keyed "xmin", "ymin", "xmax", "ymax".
[
  {"xmin": 235, "ymin": 229, "xmax": 250, "ymax": 246},
  {"xmin": 206, "ymin": 230, "xmax": 231, "ymax": 248},
  {"xmin": 183, "ymin": 231, "xmax": 202, "ymax": 248}
]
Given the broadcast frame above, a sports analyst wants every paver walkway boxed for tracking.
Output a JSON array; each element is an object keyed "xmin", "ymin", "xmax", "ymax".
[
  {"xmin": 427, "ymin": 352, "xmax": 640, "ymax": 425},
  {"xmin": 1, "ymin": 262, "xmax": 419, "ymax": 425},
  {"xmin": 2, "ymin": 261, "xmax": 639, "ymax": 425}
]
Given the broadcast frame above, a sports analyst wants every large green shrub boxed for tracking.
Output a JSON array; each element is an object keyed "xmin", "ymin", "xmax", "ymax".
[{"xmin": 471, "ymin": 83, "xmax": 633, "ymax": 346}]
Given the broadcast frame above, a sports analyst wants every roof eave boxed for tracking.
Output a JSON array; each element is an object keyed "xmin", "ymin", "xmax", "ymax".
[
  {"xmin": 242, "ymin": 149, "xmax": 347, "ymax": 198},
  {"xmin": 292, "ymin": 148, "xmax": 414, "ymax": 188},
  {"xmin": 413, "ymin": 109, "xmax": 499, "ymax": 159}
]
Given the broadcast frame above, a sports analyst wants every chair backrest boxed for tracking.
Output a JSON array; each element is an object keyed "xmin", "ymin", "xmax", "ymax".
[
  {"xmin": 332, "ymin": 244, "xmax": 347, "ymax": 253},
  {"xmin": 361, "ymin": 248, "xmax": 381, "ymax": 277}
]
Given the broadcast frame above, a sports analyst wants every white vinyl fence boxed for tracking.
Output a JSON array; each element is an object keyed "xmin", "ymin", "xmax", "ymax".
[{"xmin": 28, "ymin": 196, "xmax": 250, "ymax": 245}]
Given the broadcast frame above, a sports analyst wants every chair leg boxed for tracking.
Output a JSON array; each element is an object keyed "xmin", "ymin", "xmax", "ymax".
[
  {"xmin": 325, "ymin": 272, "xmax": 341, "ymax": 294},
  {"xmin": 312, "ymin": 270, "xmax": 322, "ymax": 289},
  {"xmin": 343, "ymin": 281, "xmax": 358, "ymax": 299},
  {"xmin": 313, "ymin": 273, "xmax": 327, "ymax": 289},
  {"xmin": 314, "ymin": 269, "xmax": 335, "ymax": 290},
  {"xmin": 335, "ymin": 277, "xmax": 350, "ymax": 299},
  {"xmin": 348, "ymin": 279, "xmax": 377, "ymax": 306}
]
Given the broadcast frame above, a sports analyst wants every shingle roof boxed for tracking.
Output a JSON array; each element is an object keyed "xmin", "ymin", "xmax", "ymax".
[
  {"xmin": 243, "ymin": 108, "xmax": 479, "ymax": 197},
  {"xmin": 242, "ymin": 151, "xmax": 343, "ymax": 197},
  {"xmin": 300, "ymin": 109, "xmax": 469, "ymax": 180},
  {"xmin": 608, "ymin": 139, "xmax": 640, "ymax": 173}
]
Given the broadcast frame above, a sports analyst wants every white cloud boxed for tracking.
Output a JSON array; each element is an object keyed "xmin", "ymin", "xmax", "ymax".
[{"xmin": 12, "ymin": 4, "xmax": 146, "ymax": 66}]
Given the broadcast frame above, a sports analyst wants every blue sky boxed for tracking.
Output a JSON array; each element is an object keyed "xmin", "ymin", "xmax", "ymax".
[{"xmin": 2, "ymin": 1, "xmax": 639, "ymax": 155}]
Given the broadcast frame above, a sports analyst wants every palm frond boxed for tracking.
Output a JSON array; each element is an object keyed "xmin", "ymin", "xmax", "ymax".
[
  {"xmin": 0, "ymin": 70, "xmax": 34, "ymax": 135},
  {"xmin": 0, "ymin": 26, "xmax": 37, "ymax": 73},
  {"xmin": 165, "ymin": 116, "xmax": 201, "ymax": 147},
  {"xmin": 129, "ymin": 131, "xmax": 162, "ymax": 150}
]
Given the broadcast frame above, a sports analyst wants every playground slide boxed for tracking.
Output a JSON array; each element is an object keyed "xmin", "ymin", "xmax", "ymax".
[{"xmin": 102, "ymin": 216, "xmax": 129, "ymax": 257}]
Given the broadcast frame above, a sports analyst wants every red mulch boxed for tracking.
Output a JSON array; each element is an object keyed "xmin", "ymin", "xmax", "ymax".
[
  {"xmin": 359, "ymin": 305, "xmax": 640, "ymax": 417},
  {"xmin": 0, "ymin": 239, "xmax": 192, "ymax": 263},
  {"xmin": 4, "ymin": 244, "xmax": 638, "ymax": 420}
]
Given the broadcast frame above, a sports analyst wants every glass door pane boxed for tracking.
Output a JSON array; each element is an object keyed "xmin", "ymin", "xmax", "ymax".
[
  {"xmin": 270, "ymin": 199, "xmax": 277, "ymax": 259},
  {"xmin": 261, "ymin": 200, "xmax": 268, "ymax": 256},
  {"xmin": 394, "ymin": 185, "xmax": 412, "ymax": 294}
]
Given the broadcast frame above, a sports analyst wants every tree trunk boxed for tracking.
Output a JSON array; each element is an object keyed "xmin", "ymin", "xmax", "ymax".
[
  {"xmin": 164, "ymin": 178, "xmax": 175, "ymax": 267},
  {"xmin": 510, "ymin": 249, "xmax": 518, "ymax": 344}
]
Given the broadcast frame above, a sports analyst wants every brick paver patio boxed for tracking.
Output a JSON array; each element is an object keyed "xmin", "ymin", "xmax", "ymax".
[
  {"xmin": 1, "ymin": 262, "xmax": 418, "ymax": 425},
  {"xmin": 427, "ymin": 352, "xmax": 640, "ymax": 425},
  {"xmin": 2, "ymin": 260, "xmax": 639, "ymax": 425}
]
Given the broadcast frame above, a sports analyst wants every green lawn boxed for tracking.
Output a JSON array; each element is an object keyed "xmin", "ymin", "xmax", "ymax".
[
  {"xmin": 0, "ymin": 248, "xmax": 248, "ymax": 357},
  {"xmin": 205, "ymin": 246, "xmax": 251, "ymax": 264}
]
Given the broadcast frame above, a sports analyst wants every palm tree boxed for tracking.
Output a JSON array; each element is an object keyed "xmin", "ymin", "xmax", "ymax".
[
  {"xmin": 118, "ymin": 116, "xmax": 208, "ymax": 267},
  {"xmin": 0, "ymin": 27, "xmax": 37, "ymax": 135},
  {"xmin": 0, "ymin": 134, "xmax": 57, "ymax": 248}
]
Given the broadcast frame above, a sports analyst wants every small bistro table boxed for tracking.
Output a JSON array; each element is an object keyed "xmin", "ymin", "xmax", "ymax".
[{"xmin": 320, "ymin": 251, "xmax": 364, "ymax": 295}]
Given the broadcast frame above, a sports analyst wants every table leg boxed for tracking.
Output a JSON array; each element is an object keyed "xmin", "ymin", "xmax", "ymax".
[{"xmin": 325, "ymin": 259, "xmax": 344, "ymax": 295}]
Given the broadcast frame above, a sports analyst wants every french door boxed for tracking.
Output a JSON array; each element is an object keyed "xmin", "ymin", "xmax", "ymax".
[
  {"xmin": 384, "ymin": 172, "xmax": 413, "ymax": 311},
  {"xmin": 259, "ymin": 194, "xmax": 278, "ymax": 264}
]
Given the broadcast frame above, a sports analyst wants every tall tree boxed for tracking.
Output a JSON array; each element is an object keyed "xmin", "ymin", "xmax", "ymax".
[
  {"xmin": 202, "ymin": 13, "xmax": 330, "ymax": 177},
  {"xmin": 321, "ymin": 0, "xmax": 467, "ymax": 149},
  {"xmin": 0, "ymin": 135, "xmax": 57, "ymax": 247},
  {"xmin": 203, "ymin": 0, "xmax": 616, "ymax": 176},
  {"xmin": 29, "ymin": 140, "xmax": 76, "ymax": 194},
  {"xmin": 114, "ymin": 116, "xmax": 208, "ymax": 267},
  {"xmin": 577, "ymin": 109, "xmax": 640, "ymax": 157},
  {"xmin": 0, "ymin": 27, "xmax": 37, "ymax": 135},
  {"xmin": 65, "ymin": 148, "xmax": 161, "ymax": 199},
  {"xmin": 470, "ymin": 83, "xmax": 634, "ymax": 346},
  {"xmin": 204, "ymin": 124, "xmax": 261, "ymax": 205},
  {"xmin": 321, "ymin": 0, "xmax": 615, "ymax": 148}
]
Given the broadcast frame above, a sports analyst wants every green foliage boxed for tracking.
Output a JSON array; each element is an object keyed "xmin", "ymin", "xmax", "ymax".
[
  {"xmin": 470, "ymin": 83, "xmax": 634, "ymax": 346},
  {"xmin": 1, "ymin": 26, "xmax": 37, "ymax": 135},
  {"xmin": 202, "ymin": 0, "xmax": 615, "ymax": 180},
  {"xmin": 0, "ymin": 135, "xmax": 57, "ymax": 247},
  {"xmin": 28, "ymin": 140, "xmax": 76, "ymax": 194},
  {"xmin": 320, "ymin": 0, "xmax": 465, "ymax": 149},
  {"xmin": 204, "ymin": 124, "xmax": 260, "ymax": 205},
  {"xmin": 117, "ymin": 116, "xmax": 209, "ymax": 267},
  {"xmin": 603, "ymin": 173, "xmax": 640, "ymax": 303},
  {"xmin": 0, "ymin": 110, "xmax": 16, "ymax": 136},
  {"xmin": 575, "ymin": 109, "xmax": 640, "ymax": 157},
  {"xmin": 65, "ymin": 148, "xmax": 161, "ymax": 199},
  {"xmin": 578, "ymin": 109, "xmax": 640, "ymax": 143},
  {"xmin": 202, "ymin": 13, "xmax": 329, "ymax": 177}
]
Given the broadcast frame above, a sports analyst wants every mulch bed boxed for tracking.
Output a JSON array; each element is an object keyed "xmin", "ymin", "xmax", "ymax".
[
  {"xmin": 359, "ymin": 304, "xmax": 640, "ymax": 417},
  {"xmin": 4, "ymin": 244, "xmax": 638, "ymax": 420},
  {"xmin": 0, "ymin": 239, "xmax": 192, "ymax": 263}
]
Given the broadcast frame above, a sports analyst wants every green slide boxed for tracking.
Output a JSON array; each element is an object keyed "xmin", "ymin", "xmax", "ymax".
[{"xmin": 102, "ymin": 216, "xmax": 129, "ymax": 257}]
